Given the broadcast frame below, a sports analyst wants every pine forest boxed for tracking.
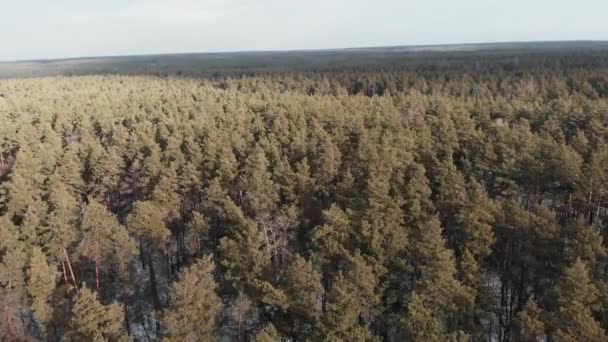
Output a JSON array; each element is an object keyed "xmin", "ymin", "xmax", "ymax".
[{"xmin": 1, "ymin": 48, "xmax": 608, "ymax": 341}]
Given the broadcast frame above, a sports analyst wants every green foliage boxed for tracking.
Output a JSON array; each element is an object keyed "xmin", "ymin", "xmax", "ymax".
[
  {"xmin": 68, "ymin": 286, "xmax": 127, "ymax": 342},
  {"xmin": 552, "ymin": 258, "xmax": 606, "ymax": 341},
  {"xmin": 321, "ymin": 252, "xmax": 379, "ymax": 341},
  {"xmin": 514, "ymin": 299, "xmax": 546, "ymax": 342},
  {"xmin": 128, "ymin": 200, "xmax": 171, "ymax": 250},
  {"xmin": 27, "ymin": 247, "xmax": 56, "ymax": 331},
  {"xmin": 401, "ymin": 293, "xmax": 444, "ymax": 341},
  {"xmin": 78, "ymin": 199, "xmax": 138, "ymax": 278},
  {"xmin": 254, "ymin": 323, "xmax": 281, "ymax": 342},
  {"xmin": 0, "ymin": 54, "xmax": 607, "ymax": 340},
  {"xmin": 162, "ymin": 256, "xmax": 222, "ymax": 342},
  {"xmin": 280, "ymin": 254, "xmax": 324, "ymax": 338}
]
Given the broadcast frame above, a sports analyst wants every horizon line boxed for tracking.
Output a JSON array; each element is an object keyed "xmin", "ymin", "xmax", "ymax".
[{"xmin": 2, "ymin": 39, "xmax": 607, "ymax": 64}]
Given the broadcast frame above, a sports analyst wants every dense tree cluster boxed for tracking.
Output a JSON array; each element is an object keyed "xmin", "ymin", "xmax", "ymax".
[{"xmin": 1, "ymin": 55, "xmax": 608, "ymax": 341}]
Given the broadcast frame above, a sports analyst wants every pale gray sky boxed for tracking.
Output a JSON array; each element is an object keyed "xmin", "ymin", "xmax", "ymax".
[{"xmin": 1, "ymin": 0, "xmax": 606, "ymax": 61}]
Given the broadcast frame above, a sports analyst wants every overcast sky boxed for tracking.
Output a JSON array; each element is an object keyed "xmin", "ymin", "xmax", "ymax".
[{"xmin": 1, "ymin": 0, "xmax": 606, "ymax": 61}]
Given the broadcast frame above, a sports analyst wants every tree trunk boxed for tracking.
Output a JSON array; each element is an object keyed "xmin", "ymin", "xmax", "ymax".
[
  {"xmin": 148, "ymin": 253, "xmax": 161, "ymax": 310},
  {"xmin": 124, "ymin": 305, "xmax": 131, "ymax": 336},
  {"xmin": 95, "ymin": 231, "xmax": 100, "ymax": 292},
  {"xmin": 63, "ymin": 248, "xmax": 77, "ymax": 288},
  {"xmin": 95, "ymin": 256, "xmax": 100, "ymax": 293}
]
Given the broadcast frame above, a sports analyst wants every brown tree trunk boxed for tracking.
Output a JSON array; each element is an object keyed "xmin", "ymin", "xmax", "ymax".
[
  {"xmin": 95, "ymin": 231, "xmax": 100, "ymax": 292},
  {"xmin": 63, "ymin": 248, "xmax": 77, "ymax": 288},
  {"xmin": 95, "ymin": 256, "xmax": 100, "ymax": 293}
]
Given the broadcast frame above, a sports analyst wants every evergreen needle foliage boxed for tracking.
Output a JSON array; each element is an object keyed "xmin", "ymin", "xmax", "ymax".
[{"xmin": 0, "ymin": 48, "xmax": 608, "ymax": 341}]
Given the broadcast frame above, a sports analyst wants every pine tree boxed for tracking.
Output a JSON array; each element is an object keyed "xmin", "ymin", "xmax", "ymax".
[
  {"xmin": 401, "ymin": 293, "xmax": 444, "ymax": 341},
  {"xmin": 127, "ymin": 200, "xmax": 171, "ymax": 310},
  {"xmin": 281, "ymin": 255, "xmax": 323, "ymax": 338},
  {"xmin": 0, "ymin": 246, "xmax": 28, "ymax": 341},
  {"xmin": 67, "ymin": 286, "xmax": 127, "ymax": 342},
  {"xmin": 552, "ymin": 258, "xmax": 606, "ymax": 341},
  {"xmin": 184, "ymin": 211, "xmax": 209, "ymax": 255},
  {"xmin": 141, "ymin": 142, "xmax": 163, "ymax": 188},
  {"xmin": 162, "ymin": 256, "xmax": 222, "ymax": 342},
  {"xmin": 18, "ymin": 198, "xmax": 48, "ymax": 250},
  {"xmin": 322, "ymin": 272, "xmax": 377, "ymax": 342},
  {"xmin": 254, "ymin": 323, "xmax": 281, "ymax": 342},
  {"xmin": 454, "ymin": 181, "xmax": 496, "ymax": 260},
  {"xmin": 411, "ymin": 217, "xmax": 471, "ymax": 313},
  {"xmin": 321, "ymin": 252, "xmax": 379, "ymax": 342},
  {"xmin": 53, "ymin": 146, "xmax": 85, "ymax": 196},
  {"xmin": 150, "ymin": 164, "xmax": 181, "ymax": 222},
  {"xmin": 1, "ymin": 145, "xmax": 43, "ymax": 218},
  {"xmin": 78, "ymin": 199, "xmax": 137, "ymax": 286},
  {"xmin": 402, "ymin": 162, "xmax": 434, "ymax": 225},
  {"xmin": 239, "ymin": 144, "xmax": 278, "ymax": 216},
  {"xmin": 218, "ymin": 197, "xmax": 272, "ymax": 296},
  {"xmin": 27, "ymin": 247, "xmax": 56, "ymax": 334},
  {"xmin": 41, "ymin": 178, "xmax": 80, "ymax": 260},
  {"xmin": 358, "ymin": 145, "xmax": 407, "ymax": 272},
  {"xmin": 128, "ymin": 200, "xmax": 171, "ymax": 251},
  {"xmin": 310, "ymin": 127, "xmax": 341, "ymax": 192},
  {"xmin": 86, "ymin": 144, "xmax": 125, "ymax": 199},
  {"xmin": 228, "ymin": 292, "xmax": 254, "ymax": 341},
  {"xmin": 514, "ymin": 299, "xmax": 546, "ymax": 342},
  {"xmin": 311, "ymin": 205, "xmax": 353, "ymax": 276}
]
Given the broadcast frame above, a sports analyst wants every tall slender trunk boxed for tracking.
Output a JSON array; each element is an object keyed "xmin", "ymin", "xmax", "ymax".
[
  {"xmin": 95, "ymin": 256, "xmax": 100, "ymax": 293},
  {"xmin": 595, "ymin": 201, "xmax": 601, "ymax": 227},
  {"xmin": 61, "ymin": 261, "xmax": 69, "ymax": 289},
  {"xmin": 588, "ymin": 183, "xmax": 594, "ymax": 225},
  {"xmin": 139, "ymin": 240, "xmax": 146, "ymax": 270},
  {"xmin": 95, "ymin": 231, "xmax": 100, "ymax": 292},
  {"xmin": 124, "ymin": 305, "xmax": 131, "ymax": 336},
  {"xmin": 63, "ymin": 248, "xmax": 77, "ymax": 288},
  {"xmin": 148, "ymin": 253, "xmax": 161, "ymax": 310}
]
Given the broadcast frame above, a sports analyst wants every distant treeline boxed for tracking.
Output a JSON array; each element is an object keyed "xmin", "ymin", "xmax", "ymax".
[{"xmin": 2, "ymin": 41, "xmax": 608, "ymax": 79}]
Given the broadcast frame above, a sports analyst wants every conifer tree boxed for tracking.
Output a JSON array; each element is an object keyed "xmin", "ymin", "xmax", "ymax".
[
  {"xmin": 27, "ymin": 247, "xmax": 56, "ymax": 334},
  {"xmin": 53, "ymin": 146, "xmax": 85, "ymax": 196},
  {"xmin": 321, "ymin": 252, "xmax": 379, "ymax": 342},
  {"xmin": 78, "ymin": 199, "xmax": 137, "ymax": 286},
  {"xmin": 254, "ymin": 323, "xmax": 281, "ymax": 342},
  {"xmin": 162, "ymin": 256, "xmax": 222, "ymax": 342},
  {"xmin": 552, "ymin": 258, "xmax": 606, "ymax": 341},
  {"xmin": 322, "ymin": 271, "xmax": 378, "ymax": 342},
  {"xmin": 128, "ymin": 200, "xmax": 171, "ymax": 251},
  {"xmin": 239, "ymin": 144, "xmax": 278, "ymax": 215},
  {"xmin": 150, "ymin": 164, "xmax": 181, "ymax": 222},
  {"xmin": 18, "ymin": 198, "xmax": 48, "ymax": 250},
  {"xmin": 281, "ymin": 255, "xmax": 324, "ymax": 338},
  {"xmin": 311, "ymin": 205, "xmax": 353, "ymax": 276},
  {"xmin": 86, "ymin": 145, "xmax": 125, "ymax": 199},
  {"xmin": 514, "ymin": 299, "xmax": 546, "ymax": 342},
  {"xmin": 0, "ymin": 247, "xmax": 28, "ymax": 341},
  {"xmin": 127, "ymin": 200, "xmax": 171, "ymax": 310},
  {"xmin": 412, "ymin": 217, "xmax": 471, "ymax": 313},
  {"xmin": 67, "ymin": 286, "xmax": 127, "ymax": 342},
  {"xmin": 42, "ymin": 178, "xmax": 80, "ymax": 260},
  {"xmin": 310, "ymin": 127, "xmax": 341, "ymax": 192},
  {"xmin": 455, "ymin": 181, "xmax": 496, "ymax": 260},
  {"xmin": 401, "ymin": 293, "xmax": 444, "ymax": 341},
  {"xmin": 358, "ymin": 146, "xmax": 407, "ymax": 272},
  {"xmin": 184, "ymin": 211, "xmax": 209, "ymax": 255}
]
